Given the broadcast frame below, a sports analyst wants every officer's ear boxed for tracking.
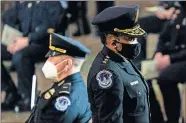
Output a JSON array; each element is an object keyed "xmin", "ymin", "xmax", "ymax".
[
  {"xmin": 111, "ymin": 39, "xmax": 123, "ymax": 52},
  {"xmin": 106, "ymin": 34, "xmax": 116, "ymax": 46},
  {"xmin": 64, "ymin": 58, "xmax": 73, "ymax": 71},
  {"xmin": 106, "ymin": 34, "xmax": 120, "ymax": 52},
  {"xmin": 112, "ymin": 40, "xmax": 117, "ymax": 47}
]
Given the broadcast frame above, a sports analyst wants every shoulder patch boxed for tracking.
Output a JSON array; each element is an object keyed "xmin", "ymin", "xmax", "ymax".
[
  {"xmin": 55, "ymin": 96, "xmax": 71, "ymax": 112},
  {"xmin": 96, "ymin": 70, "xmax": 113, "ymax": 89}
]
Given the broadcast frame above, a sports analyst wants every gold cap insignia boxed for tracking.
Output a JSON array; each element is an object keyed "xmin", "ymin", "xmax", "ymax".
[
  {"xmin": 49, "ymin": 46, "xmax": 67, "ymax": 54},
  {"xmin": 114, "ymin": 24, "xmax": 146, "ymax": 36},
  {"xmin": 135, "ymin": 9, "xmax": 139, "ymax": 23}
]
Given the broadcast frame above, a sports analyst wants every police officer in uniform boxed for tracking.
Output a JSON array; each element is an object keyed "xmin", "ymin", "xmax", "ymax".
[
  {"xmin": 135, "ymin": 2, "xmax": 182, "ymax": 123},
  {"xmin": 153, "ymin": 2, "xmax": 186, "ymax": 123},
  {"xmin": 87, "ymin": 5, "xmax": 150, "ymax": 123},
  {"xmin": 134, "ymin": 1, "xmax": 180, "ymax": 67},
  {"xmin": 26, "ymin": 33, "xmax": 91, "ymax": 123}
]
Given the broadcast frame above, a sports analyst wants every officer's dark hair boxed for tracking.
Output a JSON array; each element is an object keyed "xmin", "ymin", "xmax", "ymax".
[
  {"xmin": 99, "ymin": 32, "xmax": 107, "ymax": 44},
  {"xmin": 99, "ymin": 31, "xmax": 120, "ymax": 45}
]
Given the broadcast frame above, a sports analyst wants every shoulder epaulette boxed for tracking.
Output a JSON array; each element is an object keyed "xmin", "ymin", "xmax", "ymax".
[{"xmin": 59, "ymin": 83, "xmax": 71, "ymax": 95}]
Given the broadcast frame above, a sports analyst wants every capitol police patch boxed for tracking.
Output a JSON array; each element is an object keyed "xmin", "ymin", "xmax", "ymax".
[
  {"xmin": 96, "ymin": 70, "xmax": 113, "ymax": 89},
  {"xmin": 55, "ymin": 96, "xmax": 71, "ymax": 112}
]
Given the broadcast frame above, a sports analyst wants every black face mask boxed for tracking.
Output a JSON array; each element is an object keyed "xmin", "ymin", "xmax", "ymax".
[{"xmin": 116, "ymin": 42, "xmax": 141, "ymax": 60}]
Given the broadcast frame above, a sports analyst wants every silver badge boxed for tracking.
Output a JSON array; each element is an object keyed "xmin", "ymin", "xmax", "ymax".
[
  {"xmin": 130, "ymin": 81, "xmax": 139, "ymax": 86},
  {"xmin": 96, "ymin": 70, "xmax": 113, "ymax": 89}
]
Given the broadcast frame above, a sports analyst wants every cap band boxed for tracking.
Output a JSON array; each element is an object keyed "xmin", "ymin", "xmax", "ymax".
[{"xmin": 49, "ymin": 46, "xmax": 67, "ymax": 54}]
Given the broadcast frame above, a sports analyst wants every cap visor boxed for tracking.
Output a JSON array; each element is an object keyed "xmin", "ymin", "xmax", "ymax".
[{"xmin": 45, "ymin": 50, "xmax": 63, "ymax": 58}]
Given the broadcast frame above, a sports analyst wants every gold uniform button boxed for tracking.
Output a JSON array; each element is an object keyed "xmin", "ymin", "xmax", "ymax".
[
  {"xmin": 44, "ymin": 92, "xmax": 51, "ymax": 100},
  {"xmin": 49, "ymin": 88, "xmax": 55, "ymax": 95}
]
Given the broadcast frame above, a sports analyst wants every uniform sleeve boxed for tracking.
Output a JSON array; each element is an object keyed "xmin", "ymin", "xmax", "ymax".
[
  {"xmin": 39, "ymin": 95, "xmax": 73, "ymax": 123},
  {"xmin": 2, "ymin": 2, "xmax": 19, "ymax": 27},
  {"xmin": 155, "ymin": 20, "xmax": 172, "ymax": 54},
  {"xmin": 90, "ymin": 69, "xmax": 124, "ymax": 123},
  {"xmin": 28, "ymin": 2, "xmax": 63, "ymax": 44},
  {"xmin": 169, "ymin": 49, "xmax": 186, "ymax": 63},
  {"xmin": 156, "ymin": 32, "xmax": 169, "ymax": 53}
]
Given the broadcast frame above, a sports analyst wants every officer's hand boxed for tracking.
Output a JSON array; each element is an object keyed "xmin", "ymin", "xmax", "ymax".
[
  {"xmin": 154, "ymin": 52, "xmax": 164, "ymax": 71},
  {"xmin": 154, "ymin": 53, "xmax": 170, "ymax": 72},
  {"xmin": 154, "ymin": 52, "xmax": 162, "ymax": 60},
  {"xmin": 156, "ymin": 7, "xmax": 167, "ymax": 20},
  {"xmin": 7, "ymin": 43, "xmax": 16, "ymax": 54},
  {"xmin": 156, "ymin": 7, "xmax": 176, "ymax": 20},
  {"xmin": 12, "ymin": 36, "xmax": 29, "ymax": 54},
  {"xmin": 165, "ymin": 7, "xmax": 177, "ymax": 20},
  {"xmin": 161, "ymin": 55, "xmax": 171, "ymax": 69}
]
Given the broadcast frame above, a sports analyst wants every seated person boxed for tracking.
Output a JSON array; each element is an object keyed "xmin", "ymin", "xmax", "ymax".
[
  {"xmin": 153, "ymin": 2, "xmax": 186, "ymax": 123},
  {"xmin": 134, "ymin": 1, "xmax": 178, "ymax": 66},
  {"xmin": 133, "ymin": 2, "xmax": 182, "ymax": 123},
  {"xmin": 1, "ymin": 1, "xmax": 63, "ymax": 112}
]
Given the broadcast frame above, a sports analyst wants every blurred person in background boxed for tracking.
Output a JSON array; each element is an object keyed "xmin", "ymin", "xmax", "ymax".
[
  {"xmin": 153, "ymin": 2, "xmax": 186, "ymax": 123},
  {"xmin": 134, "ymin": 1, "xmax": 179, "ymax": 67},
  {"xmin": 67, "ymin": 1, "xmax": 91, "ymax": 37},
  {"xmin": 133, "ymin": 2, "xmax": 183, "ymax": 123},
  {"xmin": 96, "ymin": 1, "xmax": 114, "ymax": 14},
  {"xmin": 26, "ymin": 33, "xmax": 91, "ymax": 123},
  {"xmin": 1, "ymin": 1, "xmax": 63, "ymax": 112},
  {"xmin": 95, "ymin": 1, "xmax": 114, "ymax": 36}
]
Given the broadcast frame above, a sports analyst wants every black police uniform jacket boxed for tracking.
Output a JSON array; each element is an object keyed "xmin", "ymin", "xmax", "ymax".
[
  {"xmin": 26, "ymin": 73, "xmax": 91, "ymax": 123},
  {"xmin": 87, "ymin": 46, "xmax": 150, "ymax": 123},
  {"xmin": 156, "ymin": 7, "xmax": 186, "ymax": 63},
  {"xmin": 2, "ymin": 1, "xmax": 63, "ymax": 45}
]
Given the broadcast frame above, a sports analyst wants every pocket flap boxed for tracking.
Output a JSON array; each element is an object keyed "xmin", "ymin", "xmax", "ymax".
[
  {"xmin": 125, "ymin": 81, "xmax": 144, "ymax": 98},
  {"xmin": 125, "ymin": 67, "xmax": 140, "ymax": 77}
]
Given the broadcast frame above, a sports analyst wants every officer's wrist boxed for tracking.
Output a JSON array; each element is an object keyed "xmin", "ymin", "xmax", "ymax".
[{"xmin": 28, "ymin": 34, "xmax": 32, "ymax": 45}]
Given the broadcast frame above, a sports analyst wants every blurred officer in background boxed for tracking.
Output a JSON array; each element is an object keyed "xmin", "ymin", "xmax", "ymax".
[
  {"xmin": 133, "ymin": 2, "xmax": 182, "ymax": 123},
  {"xmin": 88, "ymin": 5, "xmax": 150, "ymax": 123},
  {"xmin": 26, "ymin": 33, "xmax": 91, "ymax": 123},
  {"xmin": 153, "ymin": 2, "xmax": 186, "ymax": 123},
  {"xmin": 1, "ymin": 1, "xmax": 63, "ymax": 112},
  {"xmin": 67, "ymin": 1, "xmax": 91, "ymax": 37},
  {"xmin": 134, "ymin": 1, "xmax": 179, "ymax": 67},
  {"xmin": 96, "ymin": 1, "xmax": 114, "ymax": 14},
  {"xmin": 95, "ymin": 1, "xmax": 114, "ymax": 36}
]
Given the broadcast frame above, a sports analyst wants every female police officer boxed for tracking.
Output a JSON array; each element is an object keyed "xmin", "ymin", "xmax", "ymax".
[{"xmin": 87, "ymin": 5, "xmax": 150, "ymax": 123}]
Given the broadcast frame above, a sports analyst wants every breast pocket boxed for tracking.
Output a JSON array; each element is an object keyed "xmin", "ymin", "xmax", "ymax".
[{"xmin": 125, "ymin": 81, "xmax": 146, "ymax": 116}]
